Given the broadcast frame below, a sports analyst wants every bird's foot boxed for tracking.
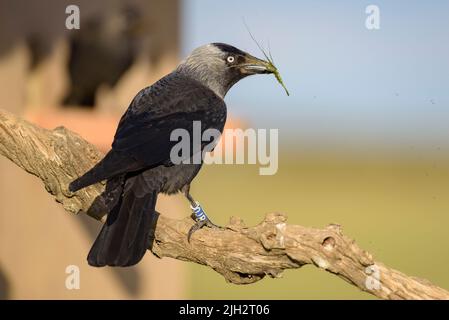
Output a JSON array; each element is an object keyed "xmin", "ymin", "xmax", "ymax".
[{"xmin": 188, "ymin": 201, "xmax": 221, "ymax": 242}]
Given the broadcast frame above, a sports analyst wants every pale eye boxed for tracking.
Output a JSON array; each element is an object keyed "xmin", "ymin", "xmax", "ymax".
[{"xmin": 227, "ymin": 56, "xmax": 235, "ymax": 63}]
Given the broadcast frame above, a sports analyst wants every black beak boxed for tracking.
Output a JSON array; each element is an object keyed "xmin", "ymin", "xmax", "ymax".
[{"xmin": 241, "ymin": 54, "xmax": 273, "ymax": 75}]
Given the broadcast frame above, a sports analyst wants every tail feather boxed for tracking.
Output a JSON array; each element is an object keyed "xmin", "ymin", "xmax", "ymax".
[{"xmin": 87, "ymin": 174, "xmax": 158, "ymax": 267}]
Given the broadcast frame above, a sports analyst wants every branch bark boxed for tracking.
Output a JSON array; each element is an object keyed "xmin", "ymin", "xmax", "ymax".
[{"xmin": 1, "ymin": 108, "xmax": 448, "ymax": 300}]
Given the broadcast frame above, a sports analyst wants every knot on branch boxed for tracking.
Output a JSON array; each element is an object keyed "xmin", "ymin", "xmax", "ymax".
[{"xmin": 258, "ymin": 212, "xmax": 288, "ymax": 250}]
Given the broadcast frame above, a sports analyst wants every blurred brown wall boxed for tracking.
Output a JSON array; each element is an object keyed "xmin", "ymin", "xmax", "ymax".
[{"xmin": 0, "ymin": 0, "xmax": 188, "ymax": 299}]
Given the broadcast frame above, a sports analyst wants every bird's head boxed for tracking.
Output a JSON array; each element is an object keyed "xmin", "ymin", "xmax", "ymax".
[{"xmin": 177, "ymin": 43, "xmax": 274, "ymax": 98}]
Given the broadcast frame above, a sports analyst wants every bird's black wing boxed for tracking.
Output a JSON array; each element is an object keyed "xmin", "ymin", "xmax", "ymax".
[
  {"xmin": 112, "ymin": 77, "xmax": 227, "ymax": 167},
  {"xmin": 69, "ymin": 75, "xmax": 226, "ymax": 192}
]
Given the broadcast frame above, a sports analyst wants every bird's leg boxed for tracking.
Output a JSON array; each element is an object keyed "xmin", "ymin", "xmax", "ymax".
[{"xmin": 182, "ymin": 185, "xmax": 221, "ymax": 242}]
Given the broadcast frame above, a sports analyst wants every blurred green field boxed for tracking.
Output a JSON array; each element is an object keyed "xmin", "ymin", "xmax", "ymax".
[{"xmin": 185, "ymin": 151, "xmax": 449, "ymax": 299}]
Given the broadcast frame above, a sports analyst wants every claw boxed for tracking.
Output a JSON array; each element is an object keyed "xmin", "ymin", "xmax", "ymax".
[
  {"xmin": 187, "ymin": 201, "xmax": 221, "ymax": 242},
  {"xmin": 188, "ymin": 219, "xmax": 207, "ymax": 242}
]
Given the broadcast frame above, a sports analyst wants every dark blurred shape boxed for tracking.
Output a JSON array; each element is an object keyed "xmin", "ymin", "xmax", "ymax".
[
  {"xmin": 63, "ymin": 5, "xmax": 140, "ymax": 107},
  {"xmin": 26, "ymin": 32, "xmax": 54, "ymax": 70},
  {"xmin": 0, "ymin": 0, "xmax": 180, "ymax": 107},
  {"xmin": 62, "ymin": 0, "xmax": 181, "ymax": 107},
  {"xmin": 0, "ymin": 0, "xmax": 64, "ymax": 63},
  {"xmin": 0, "ymin": 263, "xmax": 10, "ymax": 299}
]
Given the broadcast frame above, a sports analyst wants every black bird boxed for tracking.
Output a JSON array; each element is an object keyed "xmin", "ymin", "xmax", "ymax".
[{"xmin": 69, "ymin": 43, "xmax": 274, "ymax": 267}]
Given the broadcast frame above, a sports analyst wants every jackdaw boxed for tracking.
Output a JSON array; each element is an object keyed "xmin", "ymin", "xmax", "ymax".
[{"xmin": 69, "ymin": 43, "xmax": 274, "ymax": 267}]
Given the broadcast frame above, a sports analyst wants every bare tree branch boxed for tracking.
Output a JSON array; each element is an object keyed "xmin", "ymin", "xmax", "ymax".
[{"xmin": 1, "ymin": 108, "xmax": 448, "ymax": 300}]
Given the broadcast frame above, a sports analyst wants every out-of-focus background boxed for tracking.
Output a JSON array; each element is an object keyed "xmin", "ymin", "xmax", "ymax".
[{"xmin": 0, "ymin": 0, "xmax": 448, "ymax": 299}]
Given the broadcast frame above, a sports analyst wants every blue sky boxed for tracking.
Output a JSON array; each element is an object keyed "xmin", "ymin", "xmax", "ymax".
[{"xmin": 181, "ymin": 0, "xmax": 449, "ymax": 149}]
